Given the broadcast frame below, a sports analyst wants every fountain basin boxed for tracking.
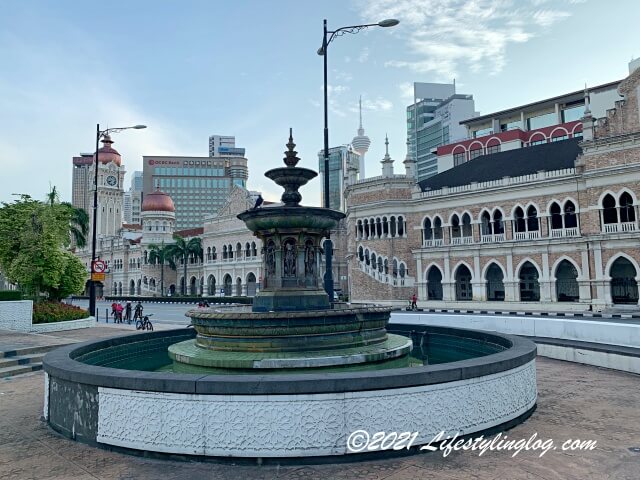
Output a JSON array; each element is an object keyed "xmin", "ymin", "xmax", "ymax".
[{"xmin": 43, "ymin": 324, "xmax": 537, "ymax": 458}]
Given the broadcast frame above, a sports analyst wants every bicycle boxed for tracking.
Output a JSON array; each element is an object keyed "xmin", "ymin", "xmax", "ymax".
[{"xmin": 136, "ymin": 313, "xmax": 154, "ymax": 331}]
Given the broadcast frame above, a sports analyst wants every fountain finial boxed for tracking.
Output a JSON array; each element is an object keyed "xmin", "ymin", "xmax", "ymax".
[{"xmin": 284, "ymin": 128, "xmax": 300, "ymax": 167}]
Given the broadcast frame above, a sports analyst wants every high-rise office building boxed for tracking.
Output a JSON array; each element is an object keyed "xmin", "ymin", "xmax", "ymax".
[
  {"xmin": 71, "ymin": 153, "xmax": 94, "ymax": 214},
  {"xmin": 142, "ymin": 155, "xmax": 248, "ymax": 230},
  {"xmin": 208, "ymin": 135, "xmax": 246, "ymax": 157},
  {"xmin": 406, "ymin": 82, "xmax": 476, "ymax": 181},
  {"xmin": 318, "ymin": 145, "xmax": 360, "ymax": 212},
  {"xmin": 127, "ymin": 171, "xmax": 143, "ymax": 225}
]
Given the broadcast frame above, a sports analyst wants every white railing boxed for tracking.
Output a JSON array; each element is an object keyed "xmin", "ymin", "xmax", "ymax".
[
  {"xmin": 358, "ymin": 261, "xmax": 415, "ymax": 287},
  {"xmin": 481, "ymin": 233, "xmax": 505, "ymax": 243},
  {"xmin": 419, "ymin": 167, "xmax": 576, "ymax": 199},
  {"xmin": 514, "ymin": 230, "xmax": 541, "ymax": 241},
  {"xmin": 604, "ymin": 222, "xmax": 638, "ymax": 233},
  {"xmin": 422, "ymin": 238, "xmax": 444, "ymax": 247},
  {"xmin": 551, "ymin": 227, "xmax": 579, "ymax": 238},
  {"xmin": 451, "ymin": 236, "xmax": 473, "ymax": 245}
]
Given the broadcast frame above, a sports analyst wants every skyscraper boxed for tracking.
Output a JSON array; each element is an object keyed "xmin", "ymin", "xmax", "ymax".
[
  {"xmin": 406, "ymin": 82, "xmax": 476, "ymax": 181},
  {"xmin": 351, "ymin": 96, "xmax": 371, "ymax": 180},
  {"xmin": 208, "ymin": 135, "xmax": 246, "ymax": 157},
  {"xmin": 318, "ymin": 145, "xmax": 360, "ymax": 212},
  {"xmin": 142, "ymin": 155, "xmax": 248, "ymax": 230}
]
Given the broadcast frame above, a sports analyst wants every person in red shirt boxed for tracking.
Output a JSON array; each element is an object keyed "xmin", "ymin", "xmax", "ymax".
[
  {"xmin": 115, "ymin": 303, "xmax": 124, "ymax": 323},
  {"xmin": 411, "ymin": 294, "xmax": 417, "ymax": 310}
]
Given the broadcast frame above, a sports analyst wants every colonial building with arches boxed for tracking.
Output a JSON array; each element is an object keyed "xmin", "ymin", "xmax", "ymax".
[{"xmin": 345, "ymin": 65, "xmax": 640, "ymax": 311}]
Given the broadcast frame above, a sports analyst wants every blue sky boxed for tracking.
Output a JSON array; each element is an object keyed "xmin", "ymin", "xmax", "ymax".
[{"xmin": 0, "ymin": 0, "xmax": 637, "ymax": 205}]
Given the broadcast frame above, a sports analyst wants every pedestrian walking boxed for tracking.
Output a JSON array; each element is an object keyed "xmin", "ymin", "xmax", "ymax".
[{"xmin": 411, "ymin": 293, "xmax": 417, "ymax": 310}]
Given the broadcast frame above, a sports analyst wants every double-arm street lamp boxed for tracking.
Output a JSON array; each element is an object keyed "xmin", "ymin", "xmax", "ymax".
[
  {"xmin": 317, "ymin": 18, "xmax": 399, "ymax": 302},
  {"xmin": 89, "ymin": 124, "xmax": 146, "ymax": 317}
]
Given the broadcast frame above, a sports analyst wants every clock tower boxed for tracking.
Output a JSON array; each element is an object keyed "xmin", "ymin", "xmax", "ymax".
[{"xmin": 92, "ymin": 135, "xmax": 126, "ymax": 239}]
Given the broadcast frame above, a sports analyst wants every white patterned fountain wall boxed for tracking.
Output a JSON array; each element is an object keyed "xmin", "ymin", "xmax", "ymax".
[{"xmin": 97, "ymin": 360, "xmax": 537, "ymax": 457}]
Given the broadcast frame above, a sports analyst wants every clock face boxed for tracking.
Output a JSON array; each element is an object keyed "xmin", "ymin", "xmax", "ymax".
[{"xmin": 106, "ymin": 175, "xmax": 117, "ymax": 186}]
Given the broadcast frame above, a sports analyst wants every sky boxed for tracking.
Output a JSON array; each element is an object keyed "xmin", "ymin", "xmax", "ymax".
[{"xmin": 0, "ymin": 0, "xmax": 638, "ymax": 206}]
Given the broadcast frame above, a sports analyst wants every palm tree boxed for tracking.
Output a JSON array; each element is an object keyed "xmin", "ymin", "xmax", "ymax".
[
  {"xmin": 46, "ymin": 186, "xmax": 89, "ymax": 248},
  {"xmin": 166, "ymin": 235, "xmax": 203, "ymax": 295},
  {"xmin": 148, "ymin": 242, "xmax": 176, "ymax": 296}
]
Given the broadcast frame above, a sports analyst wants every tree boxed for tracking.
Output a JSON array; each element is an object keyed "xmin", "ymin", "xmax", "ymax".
[
  {"xmin": 148, "ymin": 242, "xmax": 176, "ymax": 296},
  {"xmin": 166, "ymin": 235, "xmax": 202, "ymax": 295},
  {"xmin": 0, "ymin": 193, "xmax": 87, "ymax": 300},
  {"xmin": 47, "ymin": 185, "xmax": 89, "ymax": 248}
]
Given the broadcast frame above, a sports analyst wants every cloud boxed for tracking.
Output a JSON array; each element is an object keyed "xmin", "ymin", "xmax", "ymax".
[
  {"xmin": 398, "ymin": 82, "xmax": 414, "ymax": 102},
  {"xmin": 0, "ymin": 33, "xmax": 195, "ymax": 203},
  {"xmin": 357, "ymin": 0, "xmax": 580, "ymax": 79},
  {"xmin": 358, "ymin": 47, "xmax": 370, "ymax": 63}
]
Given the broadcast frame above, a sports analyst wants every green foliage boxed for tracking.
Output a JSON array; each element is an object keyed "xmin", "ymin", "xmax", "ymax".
[
  {"xmin": 166, "ymin": 235, "xmax": 203, "ymax": 295},
  {"xmin": 0, "ymin": 191, "xmax": 88, "ymax": 299},
  {"xmin": 0, "ymin": 291, "xmax": 22, "ymax": 301},
  {"xmin": 32, "ymin": 301, "xmax": 89, "ymax": 323},
  {"xmin": 148, "ymin": 242, "xmax": 177, "ymax": 296}
]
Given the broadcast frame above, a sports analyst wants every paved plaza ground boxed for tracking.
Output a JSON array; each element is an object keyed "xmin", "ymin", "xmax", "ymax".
[{"xmin": 0, "ymin": 326, "xmax": 639, "ymax": 480}]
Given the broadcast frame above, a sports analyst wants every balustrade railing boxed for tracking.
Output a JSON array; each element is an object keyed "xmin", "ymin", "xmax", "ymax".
[{"xmin": 481, "ymin": 233, "xmax": 505, "ymax": 243}]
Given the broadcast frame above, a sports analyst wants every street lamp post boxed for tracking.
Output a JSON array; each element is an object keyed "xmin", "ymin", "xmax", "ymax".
[
  {"xmin": 318, "ymin": 17, "xmax": 399, "ymax": 302},
  {"xmin": 89, "ymin": 124, "xmax": 146, "ymax": 317}
]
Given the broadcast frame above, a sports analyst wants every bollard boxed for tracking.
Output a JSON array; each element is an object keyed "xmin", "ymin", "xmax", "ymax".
[{"xmin": 106, "ymin": 308, "xmax": 109, "ymax": 323}]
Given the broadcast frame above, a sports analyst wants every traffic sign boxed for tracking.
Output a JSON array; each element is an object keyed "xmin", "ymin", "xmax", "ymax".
[
  {"xmin": 92, "ymin": 260, "xmax": 106, "ymax": 273},
  {"xmin": 91, "ymin": 273, "xmax": 106, "ymax": 282}
]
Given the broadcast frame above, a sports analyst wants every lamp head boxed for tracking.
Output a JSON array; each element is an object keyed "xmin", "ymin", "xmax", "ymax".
[
  {"xmin": 378, "ymin": 19, "xmax": 400, "ymax": 27},
  {"xmin": 317, "ymin": 46, "xmax": 325, "ymax": 56},
  {"xmin": 133, "ymin": 125, "xmax": 147, "ymax": 129}
]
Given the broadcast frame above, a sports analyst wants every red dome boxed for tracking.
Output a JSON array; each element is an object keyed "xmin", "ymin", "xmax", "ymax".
[
  {"xmin": 94, "ymin": 135, "xmax": 122, "ymax": 166},
  {"xmin": 141, "ymin": 189, "xmax": 175, "ymax": 212}
]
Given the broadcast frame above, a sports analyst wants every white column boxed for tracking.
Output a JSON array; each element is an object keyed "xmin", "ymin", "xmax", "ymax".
[
  {"xmin": 579, "ymin": 249, "xmax": 592, "ymax": 302},
  {"xmin": 540, "ymin": 252, "xmax": 552, "ymax": 302},
  {"xmin": 504, "ymin": 253, "xmax": 517, "ymax": 301}
]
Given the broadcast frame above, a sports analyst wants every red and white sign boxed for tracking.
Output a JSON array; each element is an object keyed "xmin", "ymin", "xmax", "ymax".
[{"xmin": 92, "ymin": 260, "xmax": 106, "ymax": 273}]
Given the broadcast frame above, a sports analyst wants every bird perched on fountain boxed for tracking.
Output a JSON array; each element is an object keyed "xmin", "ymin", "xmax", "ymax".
[{"xmin": 253, "ymin": 194, "xmax": 264, "ymax": 209}]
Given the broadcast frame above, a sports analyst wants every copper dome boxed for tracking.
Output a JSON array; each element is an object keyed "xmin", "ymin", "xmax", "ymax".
[
  {"xmin": 94, "ymin": 135, "xmax": 122, "ymax": 166},
  {"xmin": 141, "ymin": 189, "xmax": 175, "ymax": 213}
]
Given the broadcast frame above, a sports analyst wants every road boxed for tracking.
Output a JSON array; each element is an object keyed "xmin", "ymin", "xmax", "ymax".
[{"xmin": 72, "ymin": 300, "xmax": 204, "ymax": 327}]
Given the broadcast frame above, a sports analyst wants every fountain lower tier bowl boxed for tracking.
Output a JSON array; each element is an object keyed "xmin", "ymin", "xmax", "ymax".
[
  {"xmin": 168, "ymin": 305, "xmax": 412, "ymax": 370},
  {"xmin": 237, "ymin": 206, "xmax": 345, "ymax": 233}
]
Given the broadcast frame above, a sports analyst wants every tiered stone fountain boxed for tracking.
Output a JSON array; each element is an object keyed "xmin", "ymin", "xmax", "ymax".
[{"xmin": 168, "ymin": 130, "xmax": 412, "ymax": 371}]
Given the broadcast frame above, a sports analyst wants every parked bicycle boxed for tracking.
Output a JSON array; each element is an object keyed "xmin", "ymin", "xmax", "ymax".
[{"xmin": 135, "ymin": 313, "xmax": 154, "ymax": 331}]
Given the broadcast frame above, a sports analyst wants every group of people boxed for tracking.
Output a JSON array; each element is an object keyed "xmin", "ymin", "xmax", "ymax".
[
  {"xmin": 197, "ymin": 300, "xmax": 210, "ymax": 308},
  {"xmin": 110, "ymin": 301, "xmax": 144, "ymax": 323}
]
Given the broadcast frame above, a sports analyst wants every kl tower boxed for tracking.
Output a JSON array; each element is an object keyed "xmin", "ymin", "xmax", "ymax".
[{"xmin": 351, "ymin": 96, "xmax": 371, "ymax": 180}]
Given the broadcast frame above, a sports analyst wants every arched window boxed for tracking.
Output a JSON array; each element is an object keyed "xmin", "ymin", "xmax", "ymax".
[
  {"xmin": 423, "ymin": 218, "xmax": 433, "ymax": 243},
  {"xmin": 358, "ymin": 246, "xmax": 364, "ymax": 261},
  {"xmin": 377, "ymin": 256, "xmax": 383, "ymax": 273},
  {"xmin": 212, "ymin": 246, "xmax": 217, "ymax": 260},
  {"xmin": 222, "ymin": 245, "xmax": 228, "ymax": 260},
  {"xmin": 426, "ymin": 267, "xmax": 443, "ymax": 300},
  {"xmin": 384, "ymin": 258, "xmax": 388, "ymax": 274},
  {"xmin": 357, "ymin": 220, "xmax": 363, "ymax": 239},
  {"xmin": 246, "ymin": 273, "xmax": 257, "ymax": 296},
  {"xmin": 619, "ymin": 192, "xmax": 636, "ymax": 223},
  {"xmin": 376, "ymin": 218, "xmax": 382, "ymax": 238},
  {"xmin": 556, "ymin": 260, "xmax": 579, "ymax": 302},
  {"xmin": 519, "ymin": 262, "xmax": 540, "ymax": 301},
  {"xmin": 602, "ymin": 194, "xmax": 618, "ymax": 224},
  {"xmin": 371, "ymin": 253, "xmax": 377, "ymax": 270},
  {"xmin": 455, "ymin": 265, "xmax": 472, "ymax": 300},
  {"xmin": 398, "ymin": 216, "xmax": 405, "ymax": 237},
  {"xmin": 364, "ymin": 219, "xmax": 369, "ymax": 238},
  {"xmin": 251, "ymin": 242, "xmax": 257, "ymax": 256},
  {"xmin": 461, "ymin": 213, "xmax": 472, "ymax": 238},
  {"xmin": 382, "ymin": 217, "xmax": 389, "ymax": 237},
  {"xmin": 245, "ymin": 242, "xmax": 251, "ymax": 257},
  {"xmin": 365, "ymin": 249, "xmax": 370, "ymax": 266},
  {"xmin": 450, "ymin": 214, "xmax": 461, "ymax": 240},
  {"xmin": 486, "ymin": 263, "xmax": 505, "ymax": 301},
  {"xmin": 493, "ymin": 210, "xmax": 504, "ymax": 235},
  {"xmin": 527, "ymin": 205, "xmax": 539, "ymax": 232},
  {"xmin": 550, "ymin": 202, "xmax": 563, "ymax": 229},
  {"xmin": 610, "ymin": 257, "xmax": 639, "ymax": 304},
  {"xmin": 390, "ymin": 217, "xmax": 397, "ymax": 237},
  {"xmin": 392, "ymin": 259, "xmax": 398, "ymax": 278},
  {"xmin": 206, "ymin": 247, "xmax": 211, "ymax": 261},
  {"xmin": 481, "ymin": 211, "xmax": 492, "ymax": 235},
  {"xmin": 564, "ymin": 200, "xmax": 577, "ymax": 229},
  {"xmin": 433, "ymin": 217, "xmax": 443, "ymax": 240},
  {"xmin": 514, "ymin": 207, "xmax": 526, "ymax": 233},
  {"xmin": 228, "ymin": 244, "xmax": 233, "ymax": 259}
]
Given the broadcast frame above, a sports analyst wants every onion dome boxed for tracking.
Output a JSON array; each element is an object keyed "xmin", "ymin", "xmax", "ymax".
[
  {"xmin": 95, "ymin": 135, "xmax": 122, "ymax": 166},
  {"xmin": 141, "ymin": 188, "xmax": 175, "ymax": 212}
]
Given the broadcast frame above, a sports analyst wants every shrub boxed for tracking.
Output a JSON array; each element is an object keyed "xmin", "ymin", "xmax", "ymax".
[
  {"xmin": 32, "ymin": 301, "xmax": 90, "ymax": 324},
  {"xmin": 0, "ymin": 290, "xmax": 22, "ymax": 301}
]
